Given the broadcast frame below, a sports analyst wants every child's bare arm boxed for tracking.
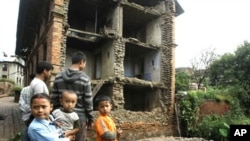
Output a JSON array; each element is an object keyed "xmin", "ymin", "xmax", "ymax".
[
  {"xmin": 64, "ymin": 128, "xmax": 79, "ymax": 137},
  {"xmin": 64, "ymin": 119, "xmax": 81, "ymax": 137}
]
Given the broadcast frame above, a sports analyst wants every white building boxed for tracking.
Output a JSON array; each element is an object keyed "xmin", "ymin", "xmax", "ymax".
[{"xmin": 0, "ymin": 52, "xmax": 25, "ymax": 87}]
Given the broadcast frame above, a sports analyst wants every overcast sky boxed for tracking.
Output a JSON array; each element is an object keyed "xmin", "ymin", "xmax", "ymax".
[
  {"xmin": 1, "ymin": 0, "xmax": 250, "ymax": 68},
  {"xmin": 0, "ymin": 0, "xmax": 19, "ymax": 55},
  {"xmin": 0, "ymin": 1, "xmax": 19, "ymax": 56},
  {"xmin": 175, "ymin": 0, "xmax": 250, "ymax": 68}
]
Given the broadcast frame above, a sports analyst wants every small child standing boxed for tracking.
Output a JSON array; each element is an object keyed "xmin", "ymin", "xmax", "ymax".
[
  {"xmin": 52, "ymin": 90, "xmax": 80, "ymax": 140},
  {"xmin": 94, "ymin": 95, "xmax": 122, "ymax": 141},
  {"xmin": 28, "ymin": 93, "xmax": 72, "ymax": 141}
]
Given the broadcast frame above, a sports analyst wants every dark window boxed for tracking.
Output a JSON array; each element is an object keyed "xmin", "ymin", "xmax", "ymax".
[
  {"xmin": 43, "ymin": 43, "xmax": 47, "ymax": 60},
  {"xmin": 2, "ymin": 64, "xmax": 7, "ymax": 71}
]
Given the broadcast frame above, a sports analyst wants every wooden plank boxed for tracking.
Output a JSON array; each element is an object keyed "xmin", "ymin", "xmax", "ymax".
[{"xmin": 92, "ymin": 81, "xmax": 104, "ymax": 98}]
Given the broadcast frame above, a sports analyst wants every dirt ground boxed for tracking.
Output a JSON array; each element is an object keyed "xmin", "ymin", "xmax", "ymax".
[
  {"xmin": 0, "ymin": 96, "xmax": 25, "ymax": 141},
  {"xmin": 199, "ymin": 100, "xmax": 230, "ymax": 118}
]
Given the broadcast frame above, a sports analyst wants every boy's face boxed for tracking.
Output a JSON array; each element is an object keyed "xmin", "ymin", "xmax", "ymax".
[
  {"xmin": 97, "ymin": 100, "xmax": 112, "ymax": 116},
  {"xmin": 31, "ymin": 98, "xmax": 53, "ymax": 120},
  {"xmin": 60, "ymin": 93, "xmax": 77, "ymax": 112}
]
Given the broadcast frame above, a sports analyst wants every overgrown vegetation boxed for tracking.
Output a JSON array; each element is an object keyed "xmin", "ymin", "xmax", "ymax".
[
  {"xmin": 176, "ymin": 41, "xmax": 250, "ymax": 141},
  {"xmin": 177, "ymin": 88, "xmax": 250, "ymax": 141}
]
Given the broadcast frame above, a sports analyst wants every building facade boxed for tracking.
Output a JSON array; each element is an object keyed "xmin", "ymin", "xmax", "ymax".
[
  {"xmin": 0, "ymin": 54, "xmax": 25, "ymax": 95},
  {"xmin": 16, "ymin": 0, "xmax": 183, "ymax": 139},
  {"xmin": 0, "ymin": 55, "xmax": 25, "ymax": 86}
]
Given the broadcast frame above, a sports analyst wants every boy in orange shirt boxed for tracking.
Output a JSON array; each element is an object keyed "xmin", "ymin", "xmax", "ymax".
[{"xmin": 94, "ymin": 95, "xmax": 122, "ymax": 141}]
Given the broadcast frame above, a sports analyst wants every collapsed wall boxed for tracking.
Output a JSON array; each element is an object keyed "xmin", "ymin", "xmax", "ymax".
[{"xmin": 60, "ymin": 0, "xmax": 179, "ymax": 139}]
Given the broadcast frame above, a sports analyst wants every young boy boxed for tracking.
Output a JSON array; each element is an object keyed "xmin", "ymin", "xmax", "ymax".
[
  {"xmin": 52, "ymin": 90, "xmax": 80, "ymax": 140},
  {"xmin": 28, "ymin": 93, "xmax": 72, "ymax": 141},
  {"xmin": 94, "ymin": 95, "xmax": 122, "ymax": 141}
]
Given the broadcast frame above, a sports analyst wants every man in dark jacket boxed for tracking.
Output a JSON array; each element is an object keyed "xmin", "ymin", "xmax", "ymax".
[{"xmin": 51, "ymin": 51, "xmax": 94, "ymax": 141}]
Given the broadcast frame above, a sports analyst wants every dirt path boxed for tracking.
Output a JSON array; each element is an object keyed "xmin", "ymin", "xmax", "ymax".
[{"xmin": 0, "ymin": 96, "xmax": 25, "ymax": 141}]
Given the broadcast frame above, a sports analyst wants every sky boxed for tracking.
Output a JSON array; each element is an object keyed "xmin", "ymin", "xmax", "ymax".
[
  {"xmin": 0, "ymin": 1, "xmax": 20, "ymax": 56},
  {"xmin": 175, "ymin": 0, "xmax": 250, "ymax": 68},
  {"xmin": 1, "ymin": 0, "xmax": 250, "ymax": 68}
]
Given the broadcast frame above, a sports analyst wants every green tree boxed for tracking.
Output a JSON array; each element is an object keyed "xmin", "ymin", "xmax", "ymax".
[
  {"xmin": 208, "ymin": 53, "xmax": 235, "ymax": 87},
  {"xmin": 233, "ymin": 41, "xmax": 250, "ymax": 114},
  {"xmin": 175, "ymin": 71, "xmax": 190, "ymax": 91},
  {"xmin": 233, "ymin": 41, "xmax": 250, "ymax": 90},
  {"xmin": 208, "ymin": 41, "xmax": 250, "ymax": 115}
]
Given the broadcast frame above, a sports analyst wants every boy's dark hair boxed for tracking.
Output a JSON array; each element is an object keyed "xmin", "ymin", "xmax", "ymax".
[
  {"xmin": 61, "ymin": 90, "xmax": 77, "ymax": 99},
  {"xmin": 30, "ymin": 93, "xmax": 51, "ymax": 105},
  {"xmin": 72, "ymin": 52, "xmax": 87, "ymax": 64},
  {"xmin": 36, "ymin": 61, "xmax": 54, "ymax": 74},
  {"xmin": 94, "ymin": 95, "xmax": 111, "ymax": 108}
]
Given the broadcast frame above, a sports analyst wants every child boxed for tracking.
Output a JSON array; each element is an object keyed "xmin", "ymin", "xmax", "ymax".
[
  {"xmin": 28, "ymin": 93, "xmax": 72, "ymax": 141},
  {"xmin": 52, "ymin": 90, "xmax": 80, "ymax": 140},
  {"xmin": 94, "ymin": 95, "xmax": 122, "ymax": 141}
]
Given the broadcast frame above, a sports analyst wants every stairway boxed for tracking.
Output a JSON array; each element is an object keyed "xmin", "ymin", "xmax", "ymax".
[{"xmin": 92, "ymin": 80, "xmax": 104, "ymax": 98}]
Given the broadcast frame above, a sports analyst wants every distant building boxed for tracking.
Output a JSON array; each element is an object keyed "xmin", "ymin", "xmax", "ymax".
[
  {"xmin": 176, "ymin": 67, "xmax": 194, "ymax": 75},
  {"xmin": 0, "ymin": 52, "xmax": 25, "ymax": 87}
]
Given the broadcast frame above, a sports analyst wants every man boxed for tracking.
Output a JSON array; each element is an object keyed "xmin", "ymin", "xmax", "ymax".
[
  {"xmin": 51, "ymin": 51, "xmax": 94, "ymax": 141},
  {"xmin": 30, "ymin": 61, "xmax": 54, "ymax": 97},
  {"xmin": 19, "ymin": 73, "xmax": 36, "ymax": 125},
  {"xmin": 18, "ymin": 73, "xmax": 35, "ymax": 141}
]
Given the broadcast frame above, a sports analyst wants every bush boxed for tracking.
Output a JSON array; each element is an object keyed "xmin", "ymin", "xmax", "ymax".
[
  {"xmin": 13, "ymin": 86, "xmax": 22, "ymax": 92},
  {"xmin": 0, "ymin": 78, "xmax": 15, "ymax": 84},
  {"xmin": 178, "ymin": 88, "xmax": 249, "ymax": 141}
]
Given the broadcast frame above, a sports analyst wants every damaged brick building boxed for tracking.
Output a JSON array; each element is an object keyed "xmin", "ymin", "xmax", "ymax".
[{"xmin": 16, "ymin": 0, "xmax": 183, "ymax": 140}]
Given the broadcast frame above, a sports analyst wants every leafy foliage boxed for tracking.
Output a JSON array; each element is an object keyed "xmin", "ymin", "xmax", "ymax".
[
  {"xmin": 177, "ymin": 88, "xmax": 250, "ymax": 141},
  {"xmin": 208, "ymin": 41, "xmax": 250, "ymax": 115},
  {"xmin": 175, "ymin": 71, "xmax": 190, "ymax": 91},
  {"xmin": 208, "ymin": 53, "xmax": 235, "ymax": 87},
  {"xmin": 177, "ymin": 41, "xmax": 250, "ymax": 141},
  {"xmin": 219, "ymin": 122, "xmax": 230, "ymax": 140},
  {"xmin": 13, "ymin": 85, "xmax": 23, "ymax": 92},
  {"xmin": 233, "ymin": 41, "xmax": 250, "ymax": 90}
]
